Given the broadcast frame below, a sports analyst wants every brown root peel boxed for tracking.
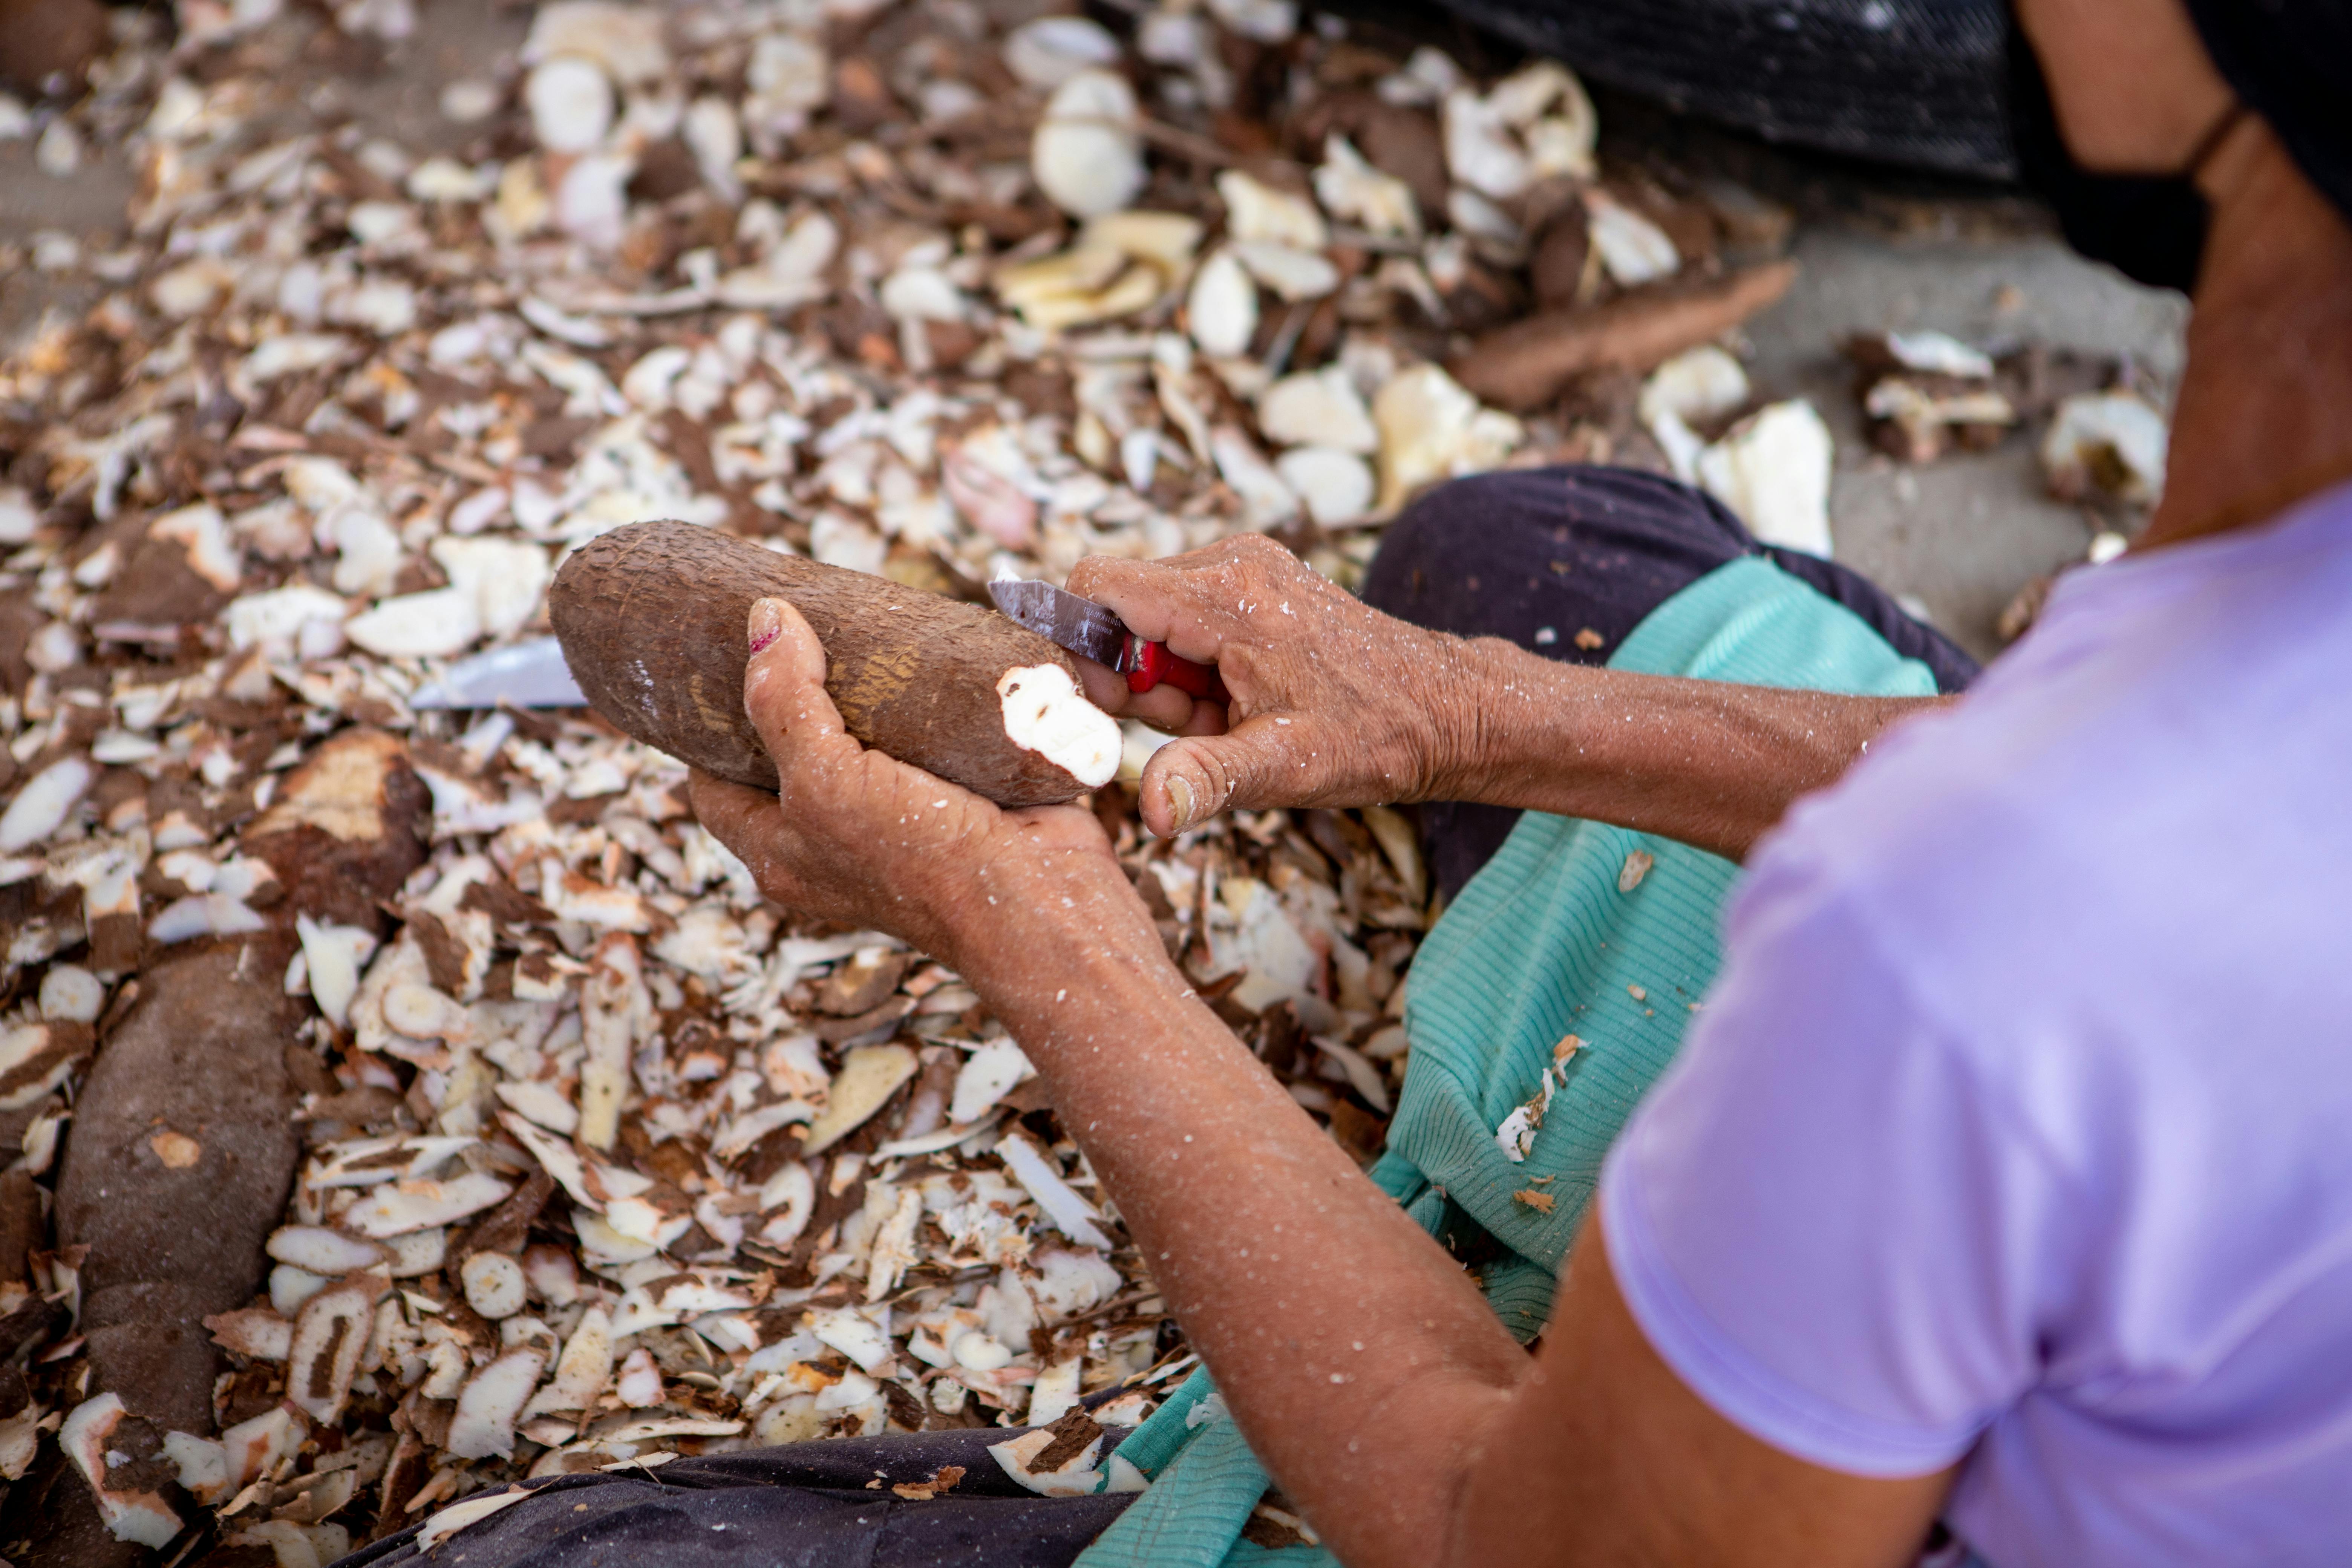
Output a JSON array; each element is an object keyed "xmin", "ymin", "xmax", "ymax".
[{"xmin": 549, "ymin": 520, "xmax": 1107, "ymax": 807}]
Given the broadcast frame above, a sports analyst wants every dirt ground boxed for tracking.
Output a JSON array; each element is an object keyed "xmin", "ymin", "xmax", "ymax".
[{"xmin": 0, "ymin": 1, "xmax": 2186, "ymax": 658}]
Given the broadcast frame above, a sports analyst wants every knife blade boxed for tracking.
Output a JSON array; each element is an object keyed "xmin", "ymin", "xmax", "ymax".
[
  {"xmin": 988, "ymin": 577, "xmax": 1228, "ymax": 703},
  {"xmin": 988, "ymin": 577, "xmax": 1126, "ymax": 668}
]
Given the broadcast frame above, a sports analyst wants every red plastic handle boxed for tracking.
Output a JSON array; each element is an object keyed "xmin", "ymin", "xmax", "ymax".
[{"xmin": 1122, "ymin": 636, "xmax": 1229, "ymax": 704}]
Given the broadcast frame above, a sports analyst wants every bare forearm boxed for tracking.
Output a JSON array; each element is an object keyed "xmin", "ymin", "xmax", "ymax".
[
  {"xmin": 948, "ymin": 883, "xmax": 1527, "ymax": 1565},
  {"xmin": 1432, "ymin": 638, "xmax": 1949, "ymax": 862}
]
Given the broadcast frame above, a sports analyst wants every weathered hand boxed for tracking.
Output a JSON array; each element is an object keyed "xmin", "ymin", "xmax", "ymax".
[
  {"xmin": 1067, "ymin": 534, "xmax": 1478, "ymax": 836},
  {"xmin": 688, "ymin": 597, "xmax": 1137, "ymax": 974}
]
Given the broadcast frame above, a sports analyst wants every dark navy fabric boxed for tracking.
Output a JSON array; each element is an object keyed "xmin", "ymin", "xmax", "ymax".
[{"xmin": 338, "ymin": 1426, "xmax": 1137, "ymax": 1568}]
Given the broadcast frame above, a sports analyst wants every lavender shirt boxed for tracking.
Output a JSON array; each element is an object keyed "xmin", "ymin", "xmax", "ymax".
[{"xmin": 1601, "ymin": 480, "xmax": 2352, "ymax": 1567}]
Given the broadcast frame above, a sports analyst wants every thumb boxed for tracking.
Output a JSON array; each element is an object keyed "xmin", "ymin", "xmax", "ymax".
[
  {"xmin": 743, "ymin": 597, "xmax": 855, "ymax": 775},
  {"xmin": 1139, "ymin": 715, "xmax": 1320, "ymax": 836}
]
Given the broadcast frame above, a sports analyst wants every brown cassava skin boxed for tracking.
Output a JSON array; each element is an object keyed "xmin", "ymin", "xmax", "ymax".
[{"xmin": 552, "ymin": 521, "xmax": 1096, "ymax": 807}]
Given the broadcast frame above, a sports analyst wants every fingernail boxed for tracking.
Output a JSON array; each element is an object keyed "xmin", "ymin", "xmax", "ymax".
[
  {"xmin": 1165, "ymin": 773, "xmax": 1194, "ymax": 833},
  {"xmin": 748, "ymin": 597, "xmax": 782, "ymax": 654}
]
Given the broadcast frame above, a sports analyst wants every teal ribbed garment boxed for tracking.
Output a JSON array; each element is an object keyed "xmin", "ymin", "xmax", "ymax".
[{"xmin": 1075, "ymin": 557, "xmax": 1942, "ymax": 1568}]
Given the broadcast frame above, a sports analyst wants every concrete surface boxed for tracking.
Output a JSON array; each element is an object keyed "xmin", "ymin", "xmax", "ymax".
[{"xmin": 1746, "ymin": 228, "xmax": 2187, "ymax": 659}]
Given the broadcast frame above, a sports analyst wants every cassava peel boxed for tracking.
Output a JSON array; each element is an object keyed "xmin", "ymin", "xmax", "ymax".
[{"xmin": 550, "ymin": 522, "xmax": 1103, "ymax": 807}]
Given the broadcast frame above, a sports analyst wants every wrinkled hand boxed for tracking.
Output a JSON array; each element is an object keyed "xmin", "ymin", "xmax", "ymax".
[
  {"xmin": 1068, "ymin": 534, "xmax": 1476, "ymax": 837},
  {"xmin": 689, "ymin": 597, "xmax": 1136, "ymax": 972}
]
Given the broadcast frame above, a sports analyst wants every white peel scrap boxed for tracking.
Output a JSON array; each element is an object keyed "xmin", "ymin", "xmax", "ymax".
[
  {"xmin": 522, "ymin": 1305, "xmax": 614, "ymax": 1417},
  {"xmin": 610, "ymin": 1276, "xmax": 756, "ymax": 1337},
  {"xmin": 2041, "ymin": 390, "xmax": 2168, "ymax": 507},
  {"xmin": 1228, "ymin": 241, "xmax": 1339, "ymax": 303},
  {"xmin": 1186, "ymin": 248, "xmax": 1258, "ymax": 359},
  {"xmin": 1032, "ymin": 70, "xmax": 1144, "ymax": 219},
  {"xmin": 577, "ymin": 932, "xmax": 649, "ymax": 1152},
  {"xmin": 0, "ymin": 1023, "xmax": 92, "ymax": 1113},
  {"xmin": 0, "ymin": 757, "xmax": 92, "ymax": 853},
  {"xmin": 988, "ymin": 1424, "xmax": 1105, "ymax": 1496},
  {"xmin": 1584, "ymin": 191, "xmax": 1681, "ymax": 288},
  {"xmin": 266, "ymin": 1227, "xmax": 391, "ymax": 1276},
  {"xmin": 1638, "ymin": 347, "xmax": 1752, "ymax": 484},
  {"xmin": 1373, "ymin": 363, "xmax": 1525, "ymax": 513},
  {"xmin": 161, "ymin": 1429, "xmax": 229, "ymax": 1502},
  {"xmin": 461, "ymin": 1251, "xmax": 528, "ymax": 1319},
  {"xmin": 448, "ymin": 1347, "xmax": 548, "ymax": 1460},
  {"xmin": 1314, "ymin": 134, "xmax": 1419, "ymax": 238},
  {"xmin": 865, "ymin": 1185, "xmax": 926, "ymax": 1303},
  {"xmin": 415, "ymin": 1487, "xmax": 535, "ymax": 1552},
  {"xmin": 1258, "ymin": 366, "xmax": 1378, "ymax": 453},
  {"xmin": 496, "ymin": 1112, "xmax": 598, "ymax": 1213},
  {"xmin": 295, "ymin": 916, "xmax": 377, "ymax": 1030},
  {"xmin": 341, "ymin": 1171, "xmax": 515, "ymax": 1238},
  {"xmin": 287, "ymin": 1275, "xmax": 384, "ymax": 1423},
  {"xmin": 494, "ymin": 1079, "xmax": 581, "ymax": 1138},
  {"xmin": 307, "ymin": 1135, "xmax": 475, "ymax": 1188},
  {"xmin": 219, "ymin": 1406, "xmax": 305, "ymax": 1496},
  {"xmin": 1274, "ymin": 447, "xmax": 1375, "ymax": 526},
  {"xmin": 61, "ymin": 1393, "xmax": 184, "ymax": 1548},
  {"xmin": 710, "ymin": 1098, "xmax": 818, "ymax": 1160},
  {"xmin": 807, "ymin": 1306, "xmax": 895, "ymax": 1374},
  {"xmin": 0, "ymin": 1401, "xmax": 42, "ymax": 1485},
  {"xmin": 950, "ymin": 1040, "xmax": 1035, "ymax": 1125},
  {"xmin": 996, "ymin": 1130, "xmax": 1114, "ymax": 1250},
  {"xmin": 756, "ymin": 1161, "xmax": 817, "ymax": 1248},
  {"xmin": 1885, "ymin": 329, "xmax": 1996, "ymax": 379},
  {"xmin": 1697, "ymin": 400, "xmax": 1836, "ymax": 558},
  {"xmin": 1217, "ymin": 170, "xmax": 1327, "ymax": 251}
]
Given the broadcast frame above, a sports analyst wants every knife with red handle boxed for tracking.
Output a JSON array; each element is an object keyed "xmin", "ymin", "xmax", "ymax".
[{"xmin": 988, "ymin": 577, "xmax": 1230, "ymax": 704}]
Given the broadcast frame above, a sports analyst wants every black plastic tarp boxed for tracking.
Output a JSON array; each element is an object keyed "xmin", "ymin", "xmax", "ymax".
[{"xmin": 1442, "ymin": 0, "xmax": 2012, "ymax": 178}]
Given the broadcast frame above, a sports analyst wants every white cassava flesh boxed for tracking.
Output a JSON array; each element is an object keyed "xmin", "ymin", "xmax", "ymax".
[{"xmin": 994, "ymin": 666, "xmax": 1120, "ymax": 789}]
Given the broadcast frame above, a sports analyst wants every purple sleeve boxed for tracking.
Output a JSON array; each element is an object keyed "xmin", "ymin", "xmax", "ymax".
[{"xmin": 1597, "ymin": 850, "xmax": 2081, "ymax": 1477}]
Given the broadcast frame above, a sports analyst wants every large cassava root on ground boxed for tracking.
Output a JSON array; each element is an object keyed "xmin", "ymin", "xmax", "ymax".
[{"xmin": 552, "ymin": 521, "xmax": 1104, "ymax": 807}]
